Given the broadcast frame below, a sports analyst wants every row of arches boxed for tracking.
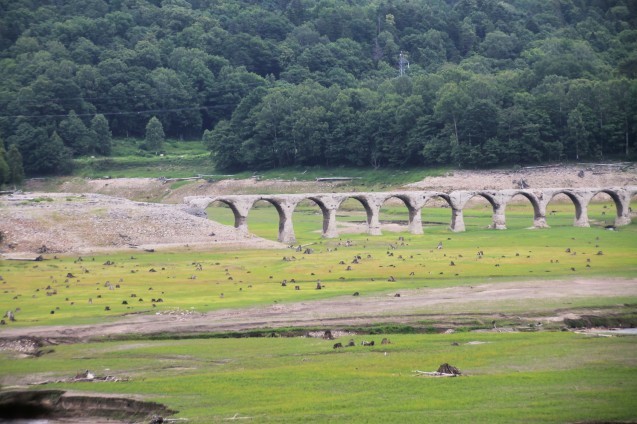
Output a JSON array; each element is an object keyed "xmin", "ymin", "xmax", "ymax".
[{"xmin": 185, "ymin": 187, "xmax": 637, "ymax": 244}]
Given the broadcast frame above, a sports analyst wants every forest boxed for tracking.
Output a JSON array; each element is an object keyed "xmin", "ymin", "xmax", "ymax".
[{"xmin": 1, "ymin": 0, "xmax": 636, "ymax": 175}]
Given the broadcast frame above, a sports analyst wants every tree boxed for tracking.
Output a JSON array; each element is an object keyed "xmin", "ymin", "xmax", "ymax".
[
  {"xmin": 59, "ymin": 110, "xmax": 94, "ymax": 156},
  {"xmin": 567, "ymin": 103, "xmax": 593, "ymax": 160},
  {"xmin": 434, "ymin": 82, "xmax": 470, "ymax": 147},
  {"xmin": 8, "ymin": 124, "xmax": 73, "ymax": 176},
  {"xmin": 90, "ymin": 114, "xmax": 112, "ymax": 156},
  {"xmin": 145, "ymin": 116, "xmax": 165, "ymax": 152},
  {"xmin": 0, "ymin": 146, "xmax": 9, "ymax": 185},
  {"xmin": 7, "ymin": 144, "xmax": 25, "ymax": 184},
  {"xmin": 42, "ymin": 132, "xmax": 74, "ymax": 175}
]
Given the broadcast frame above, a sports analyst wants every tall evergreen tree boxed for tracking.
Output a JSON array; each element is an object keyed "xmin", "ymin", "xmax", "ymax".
[
  {"xmin": 91, "ymin": 114, "xmax": 112, "ymax": 156},
  {"xmin": 44, "ymin": 132, "xmax": 74, "ymax": 175},
  {"xmin": 59, "ymin": 110, "xmax": 94, "ymax": 156},
  {"xmin": 0, "ymin": 146, "xmax": 9, "ymax": 185},
  {"xmin": 145, "ymin": 116, "xmax": 165, "ymax": 152},
  {"xmin": 7, "ymin": 144, "xmax": 25, "ymax": 184}
]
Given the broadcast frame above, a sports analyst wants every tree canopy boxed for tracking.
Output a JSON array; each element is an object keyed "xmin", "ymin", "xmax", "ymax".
[{"xmin": 1, "ymin": 0, "xmax": 636, "ymax": 174}]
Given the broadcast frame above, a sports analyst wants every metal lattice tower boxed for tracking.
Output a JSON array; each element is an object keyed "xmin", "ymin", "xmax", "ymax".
[{"xmin": 398, "ymin": 51, "xmax": 409, "ymax": 76}]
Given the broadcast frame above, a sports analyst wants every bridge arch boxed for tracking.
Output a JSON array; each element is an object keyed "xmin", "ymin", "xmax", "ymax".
[
  {"xmin": 255, "ymin": 198, "xmax": 288, "ymax": 241},
  {"xmin": 546, "ymin": 190, "xmax": 588, "ymax": 227},
  {"xmin": 378, "ymin": 193, "xmax": 419, "ymax": 234},
  {"xmin": 421, "ymin": 192, "xmax": 455, "ymax": 231},
  {"xmin": 587, "ymin": 189, "xmax": 629, "ymax": 227},
  {"xmin": 459, "ymin": 191, "xmax": 504, "ymax": 230},
  {"xmin": 501, "ymin": 191, "xmax": 545, "ymax": 228},
  {"xmin": 346, "ymin": 194, "xmax": 381, "ymax": 235},
  {"xmin": 207, "ymin": 198, "xmax": 248, "ymax": 231}
]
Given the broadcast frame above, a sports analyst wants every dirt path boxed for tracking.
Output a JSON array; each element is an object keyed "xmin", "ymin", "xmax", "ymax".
[{"xmin": 1, "ymin": 278, "xmax": 634, "ymax": 340}]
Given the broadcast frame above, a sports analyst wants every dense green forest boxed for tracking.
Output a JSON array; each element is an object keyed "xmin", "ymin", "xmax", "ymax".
[{"xmin": 1, "ymin": 0, "xmax": 636, "ymax": 175}]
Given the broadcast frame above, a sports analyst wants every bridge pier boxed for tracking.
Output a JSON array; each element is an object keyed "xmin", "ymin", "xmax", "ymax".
[
  {"xmin": 450, "ymin": 208, "xmax": 465, "ymax": 232},
  {"xmin": 489, "ymin": 203, "xmax": 506, "ymax": 230},
  {"xmin": 227, "ymin": 198, "xmax": 254, "ymax": 233},
  {"xmin": 533, "ymin": 203, "xmax": 549, "ymax": 228},
  {"xmin": 408, "ymin": 207, "xmax": 424, "ymax": 234},
  {"xmin": 276, "ymin": 199, "xmax": 297, "ymax": 244},
  {"xmin": 574, "ymin": 205, "xmax": 590, "ymax": 227},
  {"xmin": 322, "ymin": 208, "xmax": 339, "ymax": 238},
  {"xmin": 367, "ymin": 205, "xmax": 382, "ymax": 236},
  {"xmin": 399, "ymin": 193, "xmax": 427, "ymax": 235},
  {"xmin": 614, "ymin": 189, "xmax": 632, "ymax": 226},
  {"xmin": 305, "ymin": 195, "xmax": 344, "ymax": 239}
]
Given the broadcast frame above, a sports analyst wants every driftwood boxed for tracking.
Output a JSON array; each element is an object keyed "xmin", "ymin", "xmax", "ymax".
[
  {"xmin": 413, "ymin": 370, "xmax": 459, "ymax": 377},
  {"xmin": 157, "ymin": 174, "xmax": 235, "ymax": 184},
  {"xmin": 31, "ymin": 375, "xmax": 128, "ymax": 385},
  {"xmin": 315, "ymin": 177, "xmax": 362, "ymax": 182},
  {"xmin": 522, "ymin": 164, "xmax": 562, "ymax": 170},
  {"xmin": 577, "ymin": 162, "xmax": 632, "ymax": 167},
  {"xmin": 158, "ymin": 177, "xmax": 201, "ymax": 184},
  {"xmin": 5, "ymin": 255, "xmax": 44, "ymax": 261},
  {"xmin": 413, "ymin": 363, "xmax": 462, "ymax": 377}
]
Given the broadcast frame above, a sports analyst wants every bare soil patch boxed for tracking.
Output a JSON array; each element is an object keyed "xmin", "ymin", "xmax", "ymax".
[
  {"xmin": 40, "ymin": 176, "xmax": 340, "ymax": 203},
  {"xmin": 0, "ymin": 192, "xmax": 283, "ymax": 255},
  {"xmin": 1, "ymin": 278, "xmax": 634, "ymax": 341},
  {"xmin": 24, "ymin": 164, "xmax": 637, "ymax": 205},
  {"xmin": 406, "ymin": 164, "xmax": 637, "ymax": 191}
]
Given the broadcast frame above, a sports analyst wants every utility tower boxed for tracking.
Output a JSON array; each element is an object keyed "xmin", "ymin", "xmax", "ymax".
[{"xmin": 398, "ymin": 51, "xmax": 409, "ymax": 76}]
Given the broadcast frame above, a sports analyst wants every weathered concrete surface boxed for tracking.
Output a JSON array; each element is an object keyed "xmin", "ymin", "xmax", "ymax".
[{"xmin": 184, "ymin": 187, "xmax": 637, "ymax": 244}]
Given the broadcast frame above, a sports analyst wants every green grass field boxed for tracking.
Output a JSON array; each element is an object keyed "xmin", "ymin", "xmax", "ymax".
[
  {"xmin": 1, "ymin": 200, "xmax": 636, "ymax": 423},
  {"xmin": 1, "ymin": 201, "xmax": 636, "ymax": 327},
  {"xmin": 1, "ymin": 332, "xmax": 636, "ymax": 423},
  {"xmin": 71, "ymin": 138, "xmax": 450, "ymax": 190}
]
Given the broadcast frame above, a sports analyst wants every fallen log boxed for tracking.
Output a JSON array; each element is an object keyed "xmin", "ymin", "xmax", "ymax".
[
  {"xmin": 158, "ymin": 177, "xmax": 201, "ymax": 184},
  {"xmin": 577, "ymin": 162, "xmax": 632, "ymax": 167},
  {"xmin": 315, "ymin": 177, "xmax": 362, "ymax": 182},
  {"xmin": 521, "ymin": 164, "xmax": 562, "ymax": 170},
  {"xmin": 30, "ymin": 375, "xmax": 129, "ymax": 385},
  {"xmin": 413, "ymin": 370, "xmax": 459, "ymax": 377},
  {"xmin": 5, "ymin": 255, "xmax": 44, "ymax": 261}
]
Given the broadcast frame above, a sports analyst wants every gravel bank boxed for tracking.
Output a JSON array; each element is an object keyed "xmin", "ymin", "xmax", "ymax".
[{"xmin": 0, "ymin": 193, "xmax": 283, "ymax": 255}]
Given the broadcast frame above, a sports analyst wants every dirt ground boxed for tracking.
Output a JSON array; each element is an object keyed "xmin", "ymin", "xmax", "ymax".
[
  {"xmin": 406, "ymin": 164, "xmax": 637, "ymax": 191},
  {"xmin": 1, "ymin": 278, "xmax": 635, "ymax": 341},
  {"xmin": 0, "ymin": 192, "xmax": 282, "ymax": 256},
  {"xmin": 24, "ymin": 164, "xmax": 637, "ymax": 203}
]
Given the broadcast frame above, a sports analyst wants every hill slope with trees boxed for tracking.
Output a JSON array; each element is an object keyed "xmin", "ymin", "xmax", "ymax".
[{"xmin": 1, "ymin": 0, "xmax": 636, "ymax": 175}]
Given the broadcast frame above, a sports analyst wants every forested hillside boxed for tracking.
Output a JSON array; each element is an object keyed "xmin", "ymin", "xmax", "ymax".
[{"xmin": 1, "ymin": 0, "xmax": 636, "ymax": 175}]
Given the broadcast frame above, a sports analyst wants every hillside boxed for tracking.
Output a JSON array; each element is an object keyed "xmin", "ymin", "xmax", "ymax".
[{"xmin": 1, "ymin": 0, "xmax": 636, "ymax": 178}]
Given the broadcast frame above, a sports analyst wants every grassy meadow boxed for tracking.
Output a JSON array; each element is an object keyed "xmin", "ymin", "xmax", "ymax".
[
  {"xmin": 1, "ymin": 198, "xmax": 636, "ymax": 422},
  {"xmin": 1, "ymin": 199, "xmax": 636, "ymax": 327},
  {"xmin": 2, "ymin": 332, "xmax": 636, "ymax": 423},
  {"xmin": 71, "ymin": 138, "xmax": 449, "ymax": 189}
]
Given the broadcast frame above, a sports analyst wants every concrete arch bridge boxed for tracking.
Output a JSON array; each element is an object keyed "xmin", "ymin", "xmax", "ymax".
[{"xmin": 185, "ymin": 187, "xmax": 637, "ymax": 244}]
